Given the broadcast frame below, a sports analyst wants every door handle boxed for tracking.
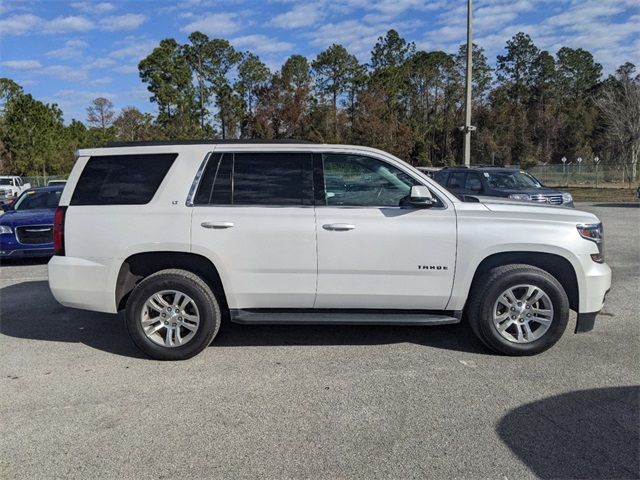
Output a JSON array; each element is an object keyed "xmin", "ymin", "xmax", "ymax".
[
  {"xmin": 322, "ymin": 223, "xmax": 355, "ymax": 231},
  {"xmin": 201, "ymin": 221, "xmax": 234, "ymax": 229}
]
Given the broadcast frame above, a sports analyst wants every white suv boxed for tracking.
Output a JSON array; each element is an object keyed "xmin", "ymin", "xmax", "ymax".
[{"xmin": 48, "ymin": 141, "xmax": 611, "ymax": 360}]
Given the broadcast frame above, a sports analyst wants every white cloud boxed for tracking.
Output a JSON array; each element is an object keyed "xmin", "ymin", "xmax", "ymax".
[
  {"xmin": 232, "ymin": 34, "xmax": 294, "ymax": 54},
  {"xmin": 46, "ymin": 39, "xmax": 90, "ymax": 60},
  {"xmin": 1, "ymin": 60, "xmax": 42, "ymax": 70},
  {"xmin": 85, "ymin": 57, "xmax": 117, "ymax": 69},
  {"xmin": 99, "ymin": 13, "xmax": 147, "ymax": 32},
  {"xmin": 89, "ymin": 76, "xmax": 113, "ymax": 86},
  {"xmin": 40, "ymin": 65, "xmax": 88, "ymax": 82},
  {"xmin": 0, "ymin": 14, "xmax": 40, "ymax": 35},
  {"xmin": 108, "ymin": 38, "xmax": 157, "ymax": 60},
  {"xmin": 71, "ymin": 2, "xmax": 116, "ymax": 13},
  {"xmin": 113, "ymin": 64, "xmax": 139, "ymax": 74},
  {"xmin": 309, "ymin": 20, "xmax": 391, "ymax": 61},
  {"xmin": 42, "ymin": 15, "xmax": 94, "ymax": 34},
  {"xmin": 270, "ymin": 4, "xmax": 323, "ymax": 29},
  {"xmin": 181, "ymin": 12, "xmax": 241, "ymax": 35}
]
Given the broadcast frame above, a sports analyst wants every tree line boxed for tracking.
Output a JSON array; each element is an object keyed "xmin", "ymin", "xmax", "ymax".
[{"xmin": 0, "ymin": 29, "xmax": 638, "ymax": 177}]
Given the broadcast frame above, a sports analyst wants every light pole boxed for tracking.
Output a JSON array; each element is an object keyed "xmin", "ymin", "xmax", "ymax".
[
  {"xmin": 594, "ymin": 156, "xmax": 600, "ymax": 188},
  {"xmin": 461, "ymin": 0, "xmax": 474, "ymax": 166},
  {"xmin": 561, "ymin": 156, "xmax": 567, "ymax": 186}
]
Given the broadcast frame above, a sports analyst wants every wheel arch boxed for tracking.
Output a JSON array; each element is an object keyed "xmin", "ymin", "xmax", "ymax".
[
  {"xmin": 469, "ymin": 251, "xmax": 579, "ymax": 312},
  {"xmin": 115, "ymin": 251, "xmax": 228, "ymax": 312}
]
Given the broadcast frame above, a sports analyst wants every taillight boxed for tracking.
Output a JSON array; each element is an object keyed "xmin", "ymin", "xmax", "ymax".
[{"xmin": 53, "ymin": 206, "xmax": 67, "ymax": 256}]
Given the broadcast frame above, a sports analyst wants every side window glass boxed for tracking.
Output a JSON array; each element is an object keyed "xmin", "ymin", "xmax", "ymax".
[
  {"xmin": 193, "ymin": 153, "xmax": 232, "ymax": 205},
  {"xmin": 448, "ymin": 172, "xmax": 466, "ymax": 189},
  {"xmin": 193, "ymin": 153, "xmax": 221, "ymax": 205},
  {"xmin": 465, "ymin": 173, "xmax": 482, "ymax": 192},
  {"xmin": 71, "ymin": 154, "xmax": 177, "ymax": 206},
  {"xmin": 434, "ymin": 171, "xmax": 448, "ymax": 185},
  {"xmin": 322, "ymin": 154, "xmax": 417, "ymax": 207},
  {"xmin": 233, "ymin": 153, "xmax": 305, "ymax": 205}
]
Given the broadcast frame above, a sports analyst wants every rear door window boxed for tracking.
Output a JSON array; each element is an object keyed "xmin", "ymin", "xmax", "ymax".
[
  {"xmin": 71, "ymin": 153, "xmax": 177, "ymax": 205},
  {"xmin": 447, "ymin": 172, "xmax": 466, "ymax": 189},
  {"xmin": 194, "ymin": 152, "xmax": 312, "ymax": 206}
]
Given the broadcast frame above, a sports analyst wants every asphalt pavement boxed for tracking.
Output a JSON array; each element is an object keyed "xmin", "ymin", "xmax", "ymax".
[{"xmin": 1, "ymin": 202, "xmax": 638, "ymax": 479}]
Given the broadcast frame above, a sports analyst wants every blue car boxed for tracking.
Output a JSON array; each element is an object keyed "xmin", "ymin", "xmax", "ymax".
[{"xmin": 0, "ymin": 186, "xmax": 63, "ymax": 259}]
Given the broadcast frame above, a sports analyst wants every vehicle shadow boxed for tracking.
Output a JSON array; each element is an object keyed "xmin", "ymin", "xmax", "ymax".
[
  {"xmin": 591, "ymin": 203, "xmax": 639, "ymax": 208},
  {"xmin": 0, "ymin": 256, "xmax": 51, "ymax": 267},
  {"xmin": 0, "ymin": 280, "xmax": 145, "ymax": 359},
  {"xmin": 497, "ymin": 386, "xmax": 640, "ymax": 479},
  {"xmin": 0, "ymin": 280, "xmax": 490, "ymax": 357}
]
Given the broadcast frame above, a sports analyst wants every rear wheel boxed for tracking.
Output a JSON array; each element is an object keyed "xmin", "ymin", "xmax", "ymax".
[
  {"xmin": 467, "ymin": 264, "xmax": 569, "ymax": 355},
  {"xmin": 125, "ymin": 269, "xmax": 221, "ymax": 360}
]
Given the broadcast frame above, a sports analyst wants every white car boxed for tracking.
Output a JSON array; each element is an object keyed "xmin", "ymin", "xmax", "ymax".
[
  {"xmin": 48, "ymin": 141, "xmax": 611, "ymax": 360},
  {"xmin": 0, "ymin": 176, "xmax": 31, "ymax": 203}
]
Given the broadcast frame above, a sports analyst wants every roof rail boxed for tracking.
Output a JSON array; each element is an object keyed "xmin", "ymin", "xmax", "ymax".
[
  {"xmin": 441, "ymin": 164, "xmax": 519, "ymax": 169},
  {"xmin": 104, "ymin": 139, "xmax": 315, "ymax": 148}
]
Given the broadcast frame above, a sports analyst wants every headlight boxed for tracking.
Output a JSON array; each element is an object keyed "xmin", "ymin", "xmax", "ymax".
[
  {"xmin": 577, "ymin": 223, "xmax": 604, "ymax": 263},
  {"xmin": 0, "ymin": 225, "xmax": 12, "ymax": 234},
  {"xmin": 508, "ymin": 193, "xmax": 531, "ymax": 201},
  {"xmin": 562, "ymin": 192, "xmax": 573, "ymax": 203}
]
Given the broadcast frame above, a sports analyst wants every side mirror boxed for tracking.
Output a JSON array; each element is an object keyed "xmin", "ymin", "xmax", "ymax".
[
  {"xmin": 1, "ymin": 203, "xmax": 11, "ymax": 212},
  {"xmin": 409, "ymin": 185, "xmax": 435, "ymax": 208}
]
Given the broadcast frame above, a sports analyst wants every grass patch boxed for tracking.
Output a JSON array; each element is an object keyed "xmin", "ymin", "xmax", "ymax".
[{"xmin": 548, "ymin": 186, "xmax": 638, "ymax": 202}]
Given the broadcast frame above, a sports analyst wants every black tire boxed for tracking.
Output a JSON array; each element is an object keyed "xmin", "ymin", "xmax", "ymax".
[
  {"xmin": 125, "ymin": 269, "xmax": 221, "ymax": 360},
  {"xmin": 467, "ymin": 264, "xmax": 569, "ymax": 356}
]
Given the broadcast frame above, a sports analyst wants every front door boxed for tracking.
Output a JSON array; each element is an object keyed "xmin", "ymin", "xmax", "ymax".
[
  {"xmin": 190, "ymin": 151, "xmax": 316, "ymax": 309},
  {"xmin": 314, "ymin": 153, "xmax": 457, "ymax": 310}
]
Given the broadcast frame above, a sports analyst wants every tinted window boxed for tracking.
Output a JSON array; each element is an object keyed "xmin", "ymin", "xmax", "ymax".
[
  {"xmin": 322, "ymin": 154, "xmax": 418, "ymax": 207},
  {"xmin": 14, "ymin": 189, "xmax": 62, "ymax": 210},
  {"xmin": 193, "ymin": 152, "xmax": 309, "ymax": 206},
  {"xmin": 233, "ymin": 153, "xmax": 306, "ymax": 205},
  {"xmin": 447, "ymin": 172, "xmax": 466, "ymax": 189},
  {"xmin": 465, "ymin": 173, "xmax": 483, "ymax": 192},
  {"xmin": 193, "ymin": 153, "xmax": 233, "ymax": 205},
  {"xmin": 71, "ymin": 154, "xmax": 177, "ymax": 206},
  {"xmin": 434, "ymin": 171, "xmax": 449, "ymax": 185}
]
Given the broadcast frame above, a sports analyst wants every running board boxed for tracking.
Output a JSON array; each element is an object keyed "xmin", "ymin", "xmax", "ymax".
[{"xmin": 230, "ymin": 309, "xmax": 461, "ymax": 326}]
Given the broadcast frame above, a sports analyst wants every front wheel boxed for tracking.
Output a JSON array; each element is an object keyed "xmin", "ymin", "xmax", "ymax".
[
  {"xmin": 125, "ymin": 269, "xmax": 221, "ymax": 360},
  {"xmin": 467, "ymin": 264, "xmax": 569, "ymax": 355}
]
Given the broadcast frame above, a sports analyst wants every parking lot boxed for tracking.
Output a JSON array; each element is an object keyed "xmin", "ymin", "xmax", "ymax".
[{"xmin": 0, "ymin": 202, "xmax": 638, "ymax": 479}]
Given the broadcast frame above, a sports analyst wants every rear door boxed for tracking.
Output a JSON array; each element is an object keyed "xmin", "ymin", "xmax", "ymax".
[
  {"xmin": 190, "ymin": 151, "xmax": 317, "ymax": 309},
  {"xmin": 314, "ymin": 153, "xmax": 456, "ymax": 310}
]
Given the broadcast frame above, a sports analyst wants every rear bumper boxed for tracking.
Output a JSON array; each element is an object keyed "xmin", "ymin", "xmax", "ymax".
[{"xmin": 48, "ymin": 255, "xmax": 118, "ymax": 313}]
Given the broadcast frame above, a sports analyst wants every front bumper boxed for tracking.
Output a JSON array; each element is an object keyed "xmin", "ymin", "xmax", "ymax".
[
  {"xmin": 574, "ymin": 257, "xmax": 611, "ymax": 334},
  {"xmin": 0, "ymin": 247, "xmax": 54, "ymax": 258},
  {"xmin": 1, "ymin": 234, "xmax": 54, "ymax": 258}
]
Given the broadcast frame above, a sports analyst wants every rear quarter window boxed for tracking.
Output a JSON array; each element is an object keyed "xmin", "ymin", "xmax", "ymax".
[{"xmin": 70, "ymin": 153, "xmax": 177, "ymax": 205}]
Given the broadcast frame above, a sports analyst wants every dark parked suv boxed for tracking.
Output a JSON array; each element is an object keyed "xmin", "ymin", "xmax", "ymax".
[{"xmin": 434, "ymin": 166, "xmax": 574, "ymax": 207}]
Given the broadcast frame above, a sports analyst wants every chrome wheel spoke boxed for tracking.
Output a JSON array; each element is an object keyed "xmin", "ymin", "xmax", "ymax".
[
  {"xmin": 145, "ymin": 322, "xmax": 164, "ymax": 335},
  {"xmin": 497, "ymin": 319, "xmax": 514, "ymax": 333},
  {"xmin": 515, "ymin": 323, "xmax": 525, "ymax": 342},
  {"xmin": 532, "ymin": 308, "xmax": 553, "ymax": 318},
  {"xmin": 523, "ymin": 322, "xmax": 534, "ymax": 340},
  {"xmin": 146, "ymin": 297, "xmax": 165, "ymax": 313}
]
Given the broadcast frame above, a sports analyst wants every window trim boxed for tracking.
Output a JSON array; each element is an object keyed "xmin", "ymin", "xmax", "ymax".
[
  {"xmin": 186, "ymin": 151, "xmax": 214, "ymax": 207},
  {"xmin": 315, "ymin": 152, "xmax": 447, "ymax": 210}
]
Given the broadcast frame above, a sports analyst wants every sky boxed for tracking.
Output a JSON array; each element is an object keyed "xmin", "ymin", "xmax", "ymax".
[{"xmin": 1, "ymin": 0, "xmax": 638, "ymax": 123}]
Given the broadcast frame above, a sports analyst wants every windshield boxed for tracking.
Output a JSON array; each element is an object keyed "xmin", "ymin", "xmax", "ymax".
[
  {"xmin": 0, "ymin": 178, "xmax": 13, "ymax": 186},
  {"xmin": 13, "ymin": 189, "xmax": 61, "ymax": 211},
  {"xmin": 485, "ymin": 171, "xmax": 542, "ymax": 190}
]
